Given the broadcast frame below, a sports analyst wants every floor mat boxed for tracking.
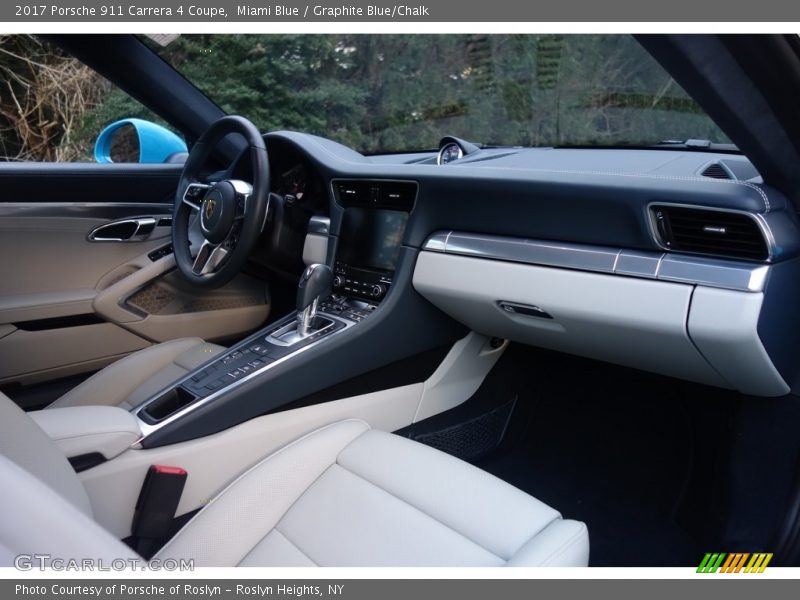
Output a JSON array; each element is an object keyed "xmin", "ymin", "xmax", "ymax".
[
  {"xmin": 470, "ymin": 346, "xmax": 723, "ymax": 566},
  {"xmin": 409, "ymin": 397, "xmax": 517, "ymax": 462}
]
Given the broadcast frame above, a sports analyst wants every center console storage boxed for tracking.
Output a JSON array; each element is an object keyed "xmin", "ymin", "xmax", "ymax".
[{"xmin": 137, "ymin": 312, "xmax": 350, "ymax": 427}]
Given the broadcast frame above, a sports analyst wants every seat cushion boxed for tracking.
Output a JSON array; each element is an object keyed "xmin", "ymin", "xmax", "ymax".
[
  {"xmin": 48, "ymin": 337, "xmax": 225, "ymax": 410},
  {"xmin": 156, "ymin": 420, "xmax": 589, "ymax": 566}
]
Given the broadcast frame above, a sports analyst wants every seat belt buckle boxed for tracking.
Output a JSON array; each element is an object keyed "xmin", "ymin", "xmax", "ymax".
[{"xmin": 132, "ymin": 465, "xmax": 188, "ymax": 539}]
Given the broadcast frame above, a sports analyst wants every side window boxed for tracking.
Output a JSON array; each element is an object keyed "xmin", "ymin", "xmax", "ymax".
[{"xmin": 0, "ymin": 35, "xmax": 186, "ymax": 164}]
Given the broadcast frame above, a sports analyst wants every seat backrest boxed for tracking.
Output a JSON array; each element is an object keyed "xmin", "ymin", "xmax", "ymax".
[
  {"xmin": 0, "ymin": 454, "xmax": 138, "ymax": 566},
  {"xmin": 0, "ymin": 392, "xmax": 92, "ymax": 517},
  {"xmin": 0, "ymin": 392, "xmax": 138, "ymax": 565}
]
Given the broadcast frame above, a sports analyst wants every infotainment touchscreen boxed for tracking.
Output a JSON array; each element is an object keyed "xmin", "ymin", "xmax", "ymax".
[{"xmin": 337, "ymin": 208, "xmax": 408, "ymax": 273}]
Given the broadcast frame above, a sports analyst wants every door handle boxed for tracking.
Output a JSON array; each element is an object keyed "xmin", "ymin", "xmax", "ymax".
[{"xmin": 87, "ymin": 218, "xmax": 157, "ymax": 242}]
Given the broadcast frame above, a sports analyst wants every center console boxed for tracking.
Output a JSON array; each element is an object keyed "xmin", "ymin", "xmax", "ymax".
[{"xmin": 134, "ymin": 179, "xmax": 417, "ymax": 439}]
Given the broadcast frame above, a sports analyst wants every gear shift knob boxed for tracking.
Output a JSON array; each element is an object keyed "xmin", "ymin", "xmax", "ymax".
[
  {"xmin": 297, "ymin": 263, "xmax": 333, "ymax": 312},
  {"xmin": 270, "ymin": 264, "xmax": 335, "ymax": 345}
]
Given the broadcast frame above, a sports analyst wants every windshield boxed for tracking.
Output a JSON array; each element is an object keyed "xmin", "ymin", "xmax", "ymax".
[{"xmin": 143, "ymin": 34, "xmax": 730, "ymax": 154}]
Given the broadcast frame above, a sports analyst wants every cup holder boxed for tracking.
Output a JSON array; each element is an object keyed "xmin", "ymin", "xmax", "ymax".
[{"xmin": 138, "ymin": 387, "xmax": 198, "ymax": 424}]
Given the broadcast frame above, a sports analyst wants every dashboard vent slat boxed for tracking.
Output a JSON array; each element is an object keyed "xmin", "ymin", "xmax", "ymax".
[
  {"xmin": 651, "ymin": 206, "xmax": 769, "ymax": 261},
  {"xmin": 333, "ymin": 179, "xmax": 417, "ymax": 211}
]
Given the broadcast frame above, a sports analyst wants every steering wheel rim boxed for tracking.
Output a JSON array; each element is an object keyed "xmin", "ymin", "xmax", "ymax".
[{"xmin": 172, "ymin": 115, "xmax": 270, "ymax": 288}]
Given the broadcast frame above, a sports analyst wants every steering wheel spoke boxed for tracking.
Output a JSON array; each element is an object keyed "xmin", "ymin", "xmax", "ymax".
[
  {"xmin": 192, "ymin": 240, "xmax": 230, "ymax": 275},
  {"xmin": 231, "ymin": 180, "xmax": 253, "ymax": 220},
  {"xmin": 182, "ymin": 182, "xmax": 211, "ymax": 211}
]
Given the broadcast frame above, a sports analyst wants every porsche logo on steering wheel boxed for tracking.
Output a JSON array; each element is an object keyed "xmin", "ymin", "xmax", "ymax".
[{"xmin": 204, "ymin": 198, "xmax": 217, "ymax": 221}]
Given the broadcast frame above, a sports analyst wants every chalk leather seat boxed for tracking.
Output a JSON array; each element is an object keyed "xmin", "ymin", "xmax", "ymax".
[
  {"xmin": 46, "ymin": 337, "xmax": 225, "ymax": 410},
  {"xmin": 0, "ymin": 393, "xmax": 589, "ymax": 567}
]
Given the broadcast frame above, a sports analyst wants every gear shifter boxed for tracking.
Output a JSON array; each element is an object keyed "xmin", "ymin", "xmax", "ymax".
[{"xmin": 296, "ymin": 263, "xmax": 332, "ymax": 337}]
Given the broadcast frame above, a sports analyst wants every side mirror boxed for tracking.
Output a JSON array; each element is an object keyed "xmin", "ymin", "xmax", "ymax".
[{"xmin": 94, "ymin": 118, "xmax": 188, "ymax": 164}]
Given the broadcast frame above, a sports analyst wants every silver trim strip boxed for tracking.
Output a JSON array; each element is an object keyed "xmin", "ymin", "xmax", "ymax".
[
  {"xmin": 422, "ymin": 230, "xmax": 770, "ymax": 293},
  {"xmin": 267, "ymin": 312, "xmax": 334, "ymax": 346},
  {"xmin": 615, "ymin": 250, "xmax": 661, "ymax": 279},
  {"xmin": 134, "ymin": 311, "xmax": 355, "ymax": 440},
  {"xmin": 424, "ymin": 231, "xmax": 449, "ymax": 252},
  {"xmin": 658, "ymin": 255, "xmax": 770, "ymax": 292},
  {"xmin": 442, "ymin": 232, "xmax": 619, "ymax": 273}
]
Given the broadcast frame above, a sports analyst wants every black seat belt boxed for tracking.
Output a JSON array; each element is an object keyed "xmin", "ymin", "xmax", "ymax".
[{"xmin": 131, "ymin": 464, "xmax": 188, "ymax": 558}]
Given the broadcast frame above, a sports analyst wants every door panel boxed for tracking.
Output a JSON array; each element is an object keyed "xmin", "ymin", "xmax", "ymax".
[
  {"xmin": 0, "ymin": 164, "xmax": 270, "ymax": 390},
  {"xmin": 0, "ymin": 197, "xmax": 174, "ymax": 386},
  {"xmin": 91, "ymin": 252, "xmax": 270, "ymax": 344},
  {"xmin": 0, "ymin": 207, "xmax": 172, "ymax": 298}
]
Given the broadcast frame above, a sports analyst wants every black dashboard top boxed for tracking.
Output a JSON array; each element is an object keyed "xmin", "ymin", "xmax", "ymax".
[{"xmin": 264, "ymin": 131, "xmax": 800, "ymax": 264}]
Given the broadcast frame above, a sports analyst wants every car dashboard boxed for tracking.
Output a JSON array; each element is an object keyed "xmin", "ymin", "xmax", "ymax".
[
  {"xmin": 135, "ymin": 130, "xmax": 800, "ymax": 446},
  {"xmin": 265, "ymin": 130, "xmax": 800, "ymax": 397}
]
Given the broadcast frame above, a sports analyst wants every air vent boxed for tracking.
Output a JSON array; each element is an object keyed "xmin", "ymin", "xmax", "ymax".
[
  {"xmin": 700, "ymin": 162, "xmax": 733, "ymax": 179},
  {"xmin": 651, "ymin": 205, "xmax": 769, "ymax": 261},
  {"xmin": 333, "ymin": 180, "xmax": 417, "ymax": 212}
]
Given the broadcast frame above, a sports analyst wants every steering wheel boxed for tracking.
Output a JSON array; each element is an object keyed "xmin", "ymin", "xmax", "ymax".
[{"xmin": 172, "ymin": 115, "xmax": 270, "ymax": 288}]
